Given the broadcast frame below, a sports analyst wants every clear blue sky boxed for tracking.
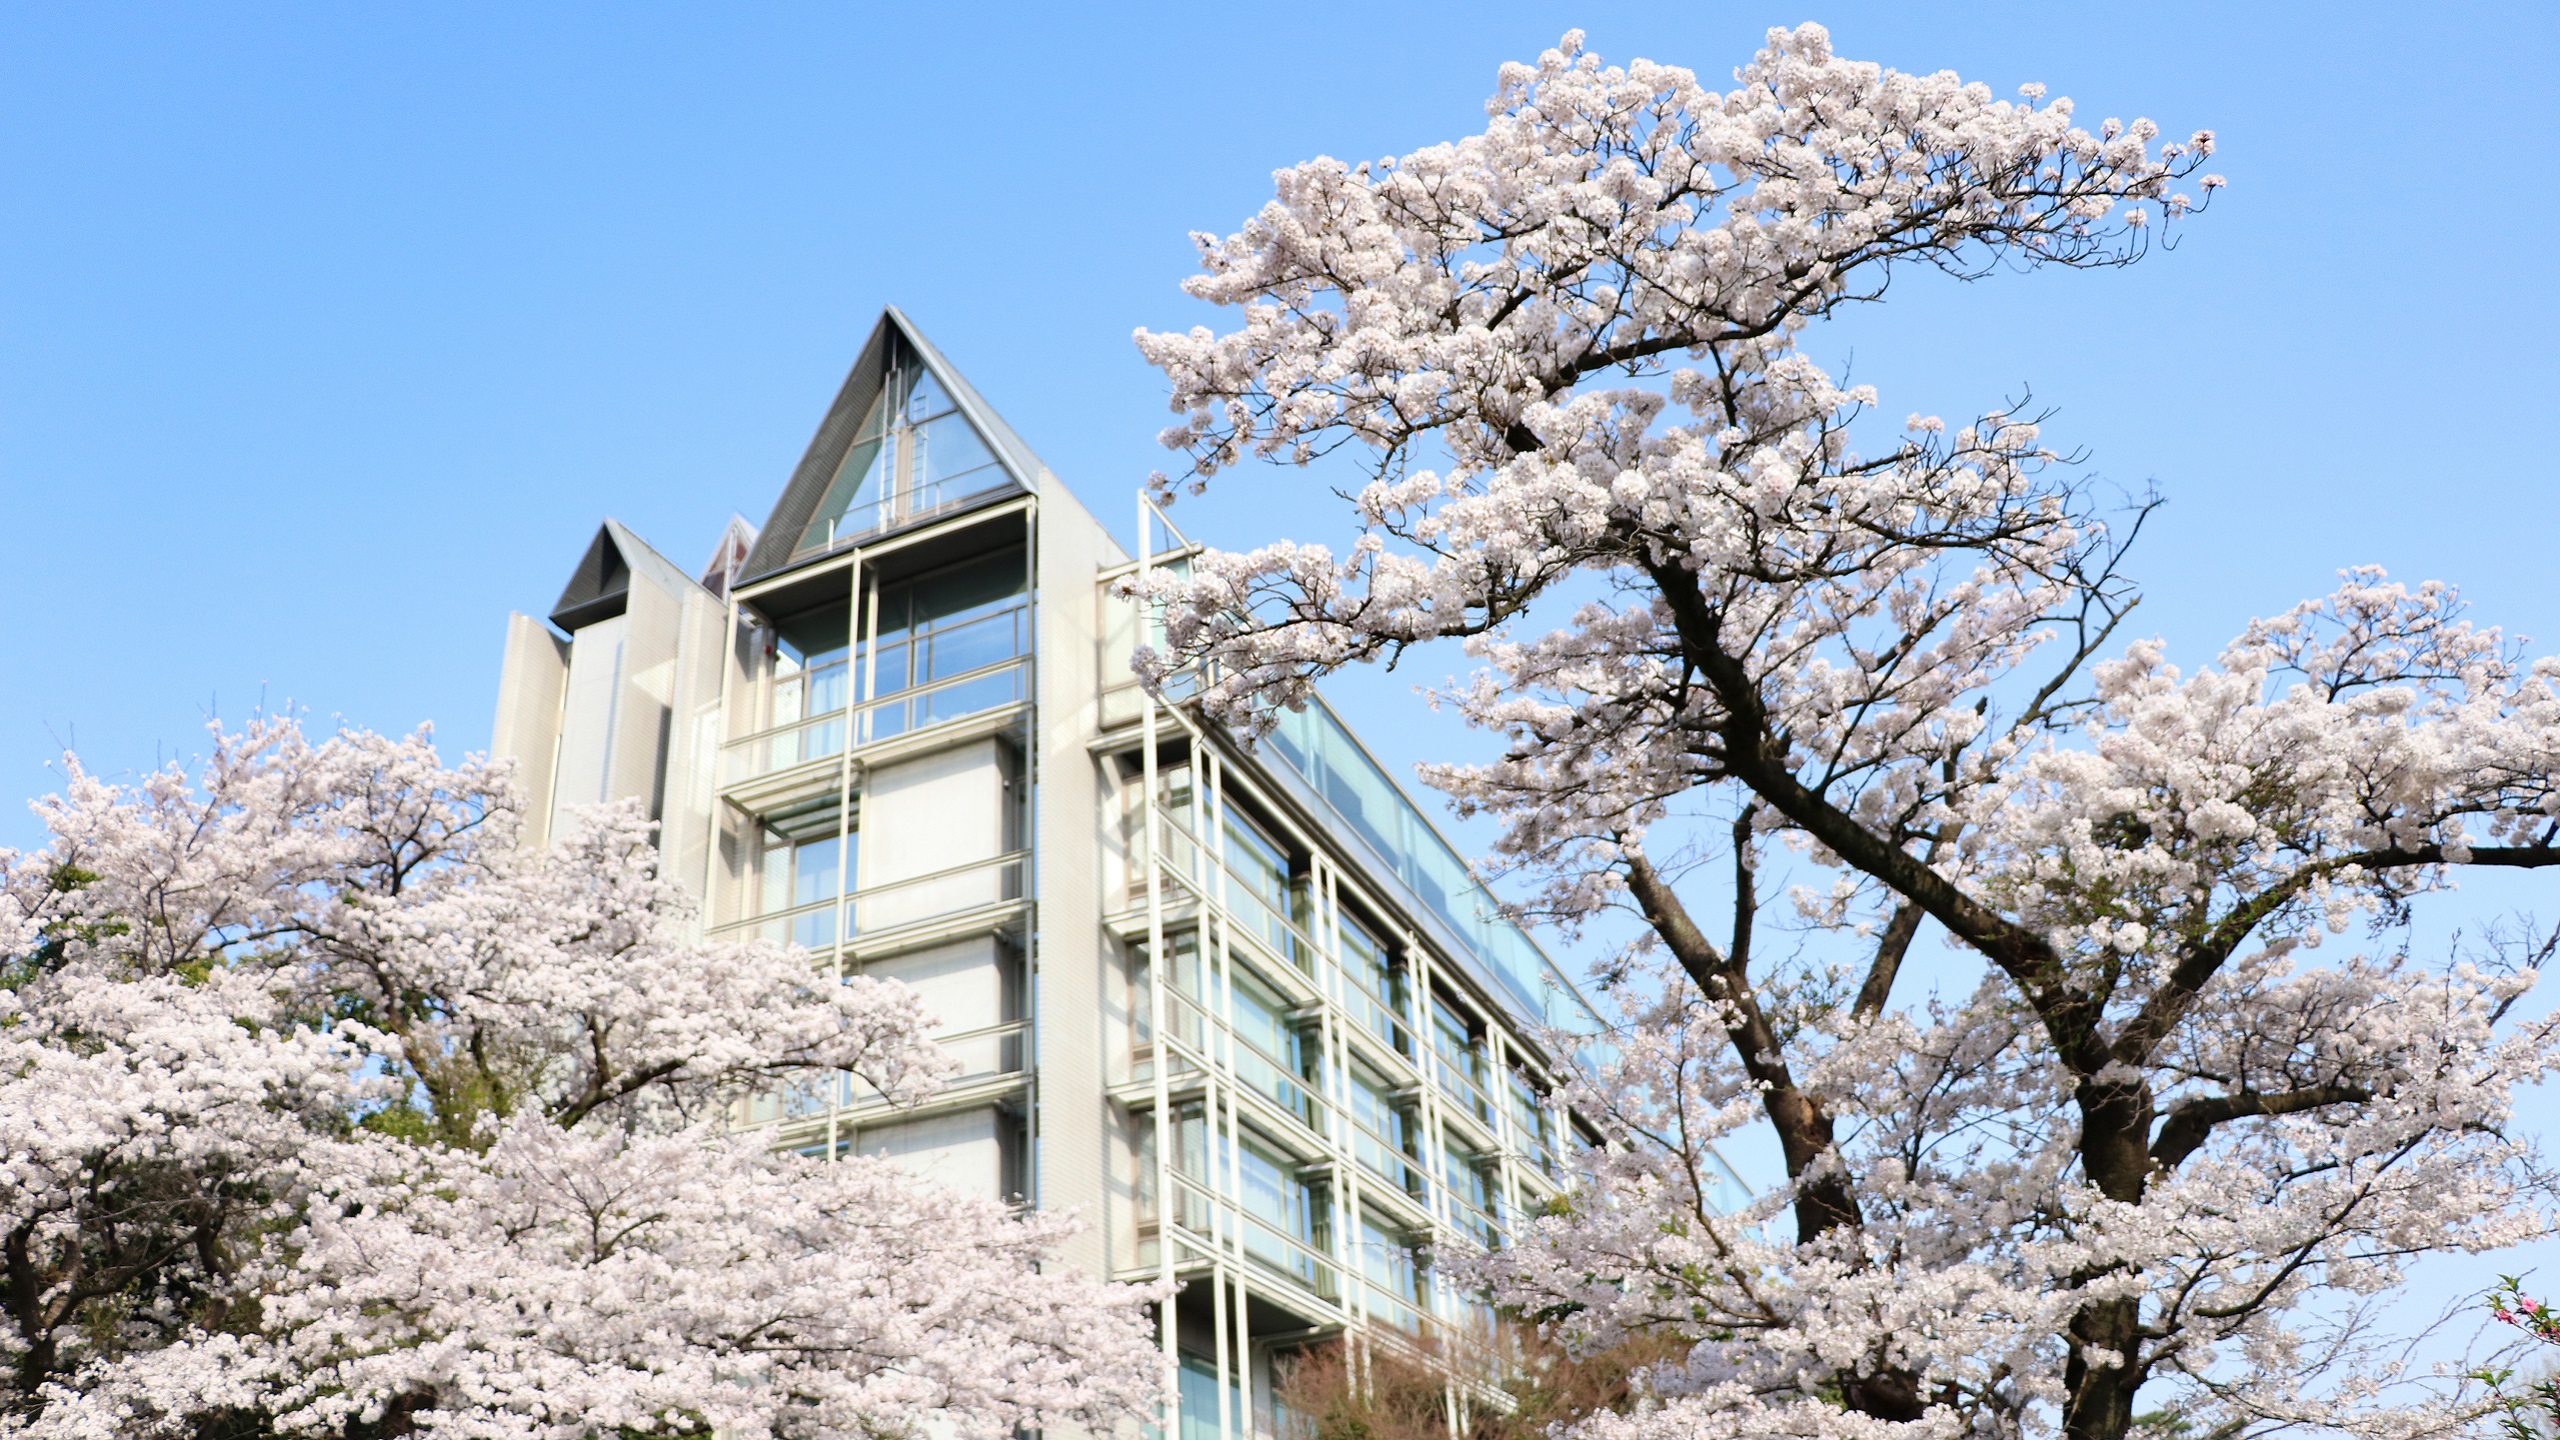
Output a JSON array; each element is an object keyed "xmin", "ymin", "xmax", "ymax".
[
  {"xmin": 4, "ymin": 1, "xmax": 2552, "ymax": 839},
  {"xmin": 1, "ymin": 0, "xmax": 2554, "ymax": 1331}
]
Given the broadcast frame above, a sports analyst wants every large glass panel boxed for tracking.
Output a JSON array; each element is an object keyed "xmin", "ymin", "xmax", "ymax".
[
  {"xmin": 1177, "ymin": 1115, "xmax": 1328, "ymax": 1288},
  {"xmin": 1508, "ymin": 1070, "xmax": 1558, "ymax": 1178},
  {"xmin": 1345, "ymin": 1062, "xmax": 1425, "ymax": 1199},
  {"xmin": 1177, "ymin": 1352, "xmax": 1240, "ymax": 1440},
  {"xmin": 905, "ymin": 369, "xmax": 953, "ymax": 425},
  {"xmin": 1229, "ymin": 965, "xmax": 1318, "ymax": 1128},
  {"xmin": 1432, "ymin": 996, "xmax": 1492, "ymax": 1121},
  {"xmin": 1266, "ymin": 697, "xmax": 1599, "ymax": 1033},
  {"xmin": 884, "ymin": 550, "xmax": 1026, "ymax": 638},
  {"xmin": 1131, "ymin": 930, "xmax": 1206, "ymax": 1052},
  {"xmin": 909, "ymin": 411, "xmax": 1003, "ymax": 505},
  {"xmin": 1221, "ymin": 804, "xmax": 1305, "ymax": 967},
  {"xmin": 860, "ymin": 551, "xmax": 1030, "ymax": 738},
  {"xmin": 1442, "ymin": 1138, "xmax": 1498, "ymax": 1246},
  {"xmin": 1337, "ymin": 912, "xmax": 1409, "ymax": 1053},
  {"xmin": 1358, "ymin": 1211, "xmax": 1428, "ymax": 1330},
  {"xmin": 921, "ymin": 607, "xmax": 1023, "ymax": 681},
  {"xmin": 758, "ymin": 827, "xmax": 855, "ymax": 949},
  {"xmin": 795, "ymin": 390, "xmax": 894, "ymax": 554}
]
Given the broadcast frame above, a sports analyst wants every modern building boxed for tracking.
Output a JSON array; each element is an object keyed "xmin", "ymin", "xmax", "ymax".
[{"xmin": 488, "ymin": 309, "xmax": 1600, "ymax": 1438}]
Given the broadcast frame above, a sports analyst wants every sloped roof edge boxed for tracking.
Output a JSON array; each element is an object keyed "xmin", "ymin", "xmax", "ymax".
[
  {"xmin": 549, "ymin": 518, "xmax": 711, "ymax": 632},
  {"xmin": 737, "ymin": 308, "xmax": 1053, "ymax": 588}
]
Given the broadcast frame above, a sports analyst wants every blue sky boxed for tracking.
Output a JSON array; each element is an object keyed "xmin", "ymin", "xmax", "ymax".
[
  {"xmin": 2, "ymin": 0, "xmax": 2555, "ymax": 1351},
  {"xmin": 3, "ymin": 2, "xmax": 2551, "ymax": 836}
]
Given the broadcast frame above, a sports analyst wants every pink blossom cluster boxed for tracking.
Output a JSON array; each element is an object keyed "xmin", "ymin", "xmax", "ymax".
[
  {"xmin": 1128, "ymin": 24, "xmax": 2555, "ymax": 1440},
  {"xmin": 0, "ymin": 718, "xmax": 1163, "ymax": 1439}
]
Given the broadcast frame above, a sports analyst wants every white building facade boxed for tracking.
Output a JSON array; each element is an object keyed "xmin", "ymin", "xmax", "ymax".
[{"xmin": 489, "ymin": 310, "xmax": 1599, "ymax": 1438}]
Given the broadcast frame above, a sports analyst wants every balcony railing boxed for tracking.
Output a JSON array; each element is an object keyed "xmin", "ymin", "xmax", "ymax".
[
  {"xmin": 721, "ymin": 656, "xmax": 1030, "ymax": 786},
  {"xmin": 1431, "ymin": 1049, "xmax": 1499, "ymax": 1129},
  {"xmin": 1158, "ymin": 1169, "xmax": 1341, "ymax": 1302},
  {"xmin": 712, "ymin": 850, "xmax": 1026, "ymax": 950},
  {"xmin": 729, "ymin": 1018, "xmax": 1030, "ymax": 1130}
]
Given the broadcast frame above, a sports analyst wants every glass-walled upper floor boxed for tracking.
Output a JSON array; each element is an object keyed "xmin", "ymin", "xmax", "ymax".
[
  {"xmin": 793, "ymin": 364, "xmax": 1015, "ymax": 557},
  {"xmin": 727, "ymin": 545, "xmax": 1033, "ymax": 783}
]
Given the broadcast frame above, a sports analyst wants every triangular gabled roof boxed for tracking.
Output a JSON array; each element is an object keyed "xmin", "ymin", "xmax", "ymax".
[
  {"xmin": 550, "ymin": 517, "xmax": 707, "ymax": 631},
  {"xmin": 737, "ymin": 308, "xmax": 1049, "ymax": 586}
]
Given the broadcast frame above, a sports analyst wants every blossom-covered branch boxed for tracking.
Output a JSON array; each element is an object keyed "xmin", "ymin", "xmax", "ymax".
[
  {"xmin": 0, "ymin": 718, "xmax": 1163, "ymax": 1439},
  {"xmin": 1133, "ymin": 25, "xmax": 2556, "ymax": 1440}
]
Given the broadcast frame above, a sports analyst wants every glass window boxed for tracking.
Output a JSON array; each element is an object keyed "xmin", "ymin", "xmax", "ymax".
[
  {"xmin": 772, "ymin": 603, "xmax": 851, "ymax": 724},
  {"xmin": 758, "ymin": 825, "xmax": 855, "ymax": 949},
  {"xmin": 1508, "ymin": 1070, "xmax": 1557, "ymax": 1177},
  {"xmin": 1131, "ymin": 929, "xmax": 1205, "ymax": 1051},
  {"xmin": 905, "ymin": 369, "xmax": 953, "ymax": 425},
  {"xmin": 863, "ymin": 551, "xmax": 1030, "ymax": 739},
  {"xmin": 1338, "ymin": 911, "xmax": 1408, "ymax": 1053},
  {"xmin": 1442, "ymin": 1138, "xmax": 1497, "ymax": 1245},
  {"xmin": 1432, "ymin": 996, "xmax": 1490, "ymax": 1120},
  {"xmin": 1267, "ymin": 698, "xmax": 1598, "ymax": 1033},
  {"xmin": 910, "ymin": 410, "xmax": 1003, "ymax": 504},
  {"xmin": 1346, "ymin": 1062, "xmax": 1425, "ymax": 1200},
  {"xmin": 1221, "ymin": 803, "xmax": 1306, "ymax": 967},
  {"xmin": 1178, "ymin": 1114, "xmax": 1328, "ymax": 1285},
  {"xmin": 792, "ymin": 362, "xmax": 1016, "ymax": 555},
  {"xmin": 1230, "ymin": 964, "xmax": 1319, "ymax": 1128},
  {"xmin": 1178, "ymin": 1352, "xmax": 1241, "ymax": 1440},
  {"xmin": 795, "ymin": 390, "xmax": 895, "ymax": 554},
  {"xmin": 1358, "ymin": 1210, "xmax": 1427, "ymax": 1305}
]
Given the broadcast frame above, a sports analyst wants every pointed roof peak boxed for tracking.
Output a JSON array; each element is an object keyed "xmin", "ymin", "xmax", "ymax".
[
  {"xmin": 738, "ymin": 308, "xmax": 1050, "ymax": 586},
  {"xmin": 550, "ymin": 518, "xmax": 706, "ymax": 631}
]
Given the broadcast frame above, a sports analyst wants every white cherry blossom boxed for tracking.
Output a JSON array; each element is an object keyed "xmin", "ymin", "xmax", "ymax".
[
  {"xmin": 0, "ymin": 717, "xmax": 1162, "ymax": 1439},
  {"xmin": 1132, "ymin": 26, "xmax": 2552, "ymax": 1440}
]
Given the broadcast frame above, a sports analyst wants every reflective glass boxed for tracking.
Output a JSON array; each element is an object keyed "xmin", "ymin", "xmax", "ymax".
[
  {"xmin": 910, "ymin": 412, "xmax": 1001, "ymax": 501},
  {"xmin": 868, "ymin": 640, "xmax": 912, "ymax": 698},
  {"xmin": 1359, "ymin": 1212, "xmax": 1424, "ymax": 1302},
  {"xmin": 908, "ymin": 665, "xmax": 1022, "ymax": 729},
  {"xmin": 885, "ymin": 551, "xmax": 1026, "ymax": 638},
  {"xmin": 922, "ymin": 609, "xmax": 1020, "ymax": 682},
  {"xmin": 790, "ymin": 835, "xmax": 842, "ymax": 908},
  {"xmin": 1267, "ymin": 698, "xmax": 1599, "ymax": 1032},
  {"xmin": 906, "ymin": 369, "xmax": 953, "ymax": 425},
  {"xmin": 1177, "ymin": 1353, "xmax": 1240, "ymax": 1440},
  {"xmin": 1221, "ymin": 806, "xmax": 1300, "ymax": 961},
  {"xmin": 794, "ymin": 391, "xmax": 895, "ymax": 554}
]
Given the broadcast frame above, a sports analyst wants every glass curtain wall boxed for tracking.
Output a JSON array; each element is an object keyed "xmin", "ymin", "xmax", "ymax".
[
  {"xmin": 866, "ymin": 550, "xmax": 1029, "ymax": 739},
  {"xmin": 756, "ymin": 813, "xmax": 856, "ymax": 948},
  {"xmin": 1175, "ymin": 1109, "xmax": 1329, "ymax": 1290},
  {"xmin": 795, "ymin": 362, "xmax": 1014, "ymax": 556}
]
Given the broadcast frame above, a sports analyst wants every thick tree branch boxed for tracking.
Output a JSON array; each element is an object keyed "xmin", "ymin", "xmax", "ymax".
[{"xmin": 2149, "ymin": 1085, "xmax": 2375, "ymax": 1171}]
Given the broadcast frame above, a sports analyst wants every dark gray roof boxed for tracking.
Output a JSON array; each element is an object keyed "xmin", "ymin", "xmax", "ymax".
[{"xmin": 549, "ymin": 517, "xmax": 708, "ymax": 631}]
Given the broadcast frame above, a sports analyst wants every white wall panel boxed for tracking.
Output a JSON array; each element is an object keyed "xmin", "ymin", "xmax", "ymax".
[
  {"xmin": 551, "ymin": 613, "xmax": 628, "ymax": 837},
  {"xmin": 865, "ymin": 937, "xmax": 1006, "ymax": 1035},
  {"xmin": 854, "ymin": 1106, "xmax": 1001, "ymax": 1198},
  {"xmin": 491, "ymin": 614, "xmax": 570, "ymax": 849},
  {"xmin": 862, "ymin": 738, "xmax": 1006, "ymax": 929}
]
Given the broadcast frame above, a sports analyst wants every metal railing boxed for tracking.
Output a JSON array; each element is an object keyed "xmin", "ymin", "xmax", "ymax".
[
  {"xmin": 1158, "ymin": 1170, "xmax": 1342, "ymax": 1302},
  {"xmin": 731, "ymin": 1019, "xmax": 1030, "ymax": 1131},
  {"xmin": 720, "ymin": 656, "xmax": 1029, "ymax": 786},
  {"xmin": 711, "ymin": 851, "xmax": 1026, "ymax": 950},
  {"xmin": 805, "ymin": 474, "xmax": 1018, "ymax": 554}
]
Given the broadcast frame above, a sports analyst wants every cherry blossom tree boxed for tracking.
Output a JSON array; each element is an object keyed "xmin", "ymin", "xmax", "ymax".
[
  {"xmin": 1132, "ymin": 26, "xmax": 2560, "ymax": 1440},
  {"xmin": 0, "ymin": 717, "xmax": 1163, "ymax": 1439}
]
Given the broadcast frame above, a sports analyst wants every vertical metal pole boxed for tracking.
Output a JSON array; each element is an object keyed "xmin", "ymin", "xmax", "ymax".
[
  {"xmin": 1487, "ymin": 1027, "xmax": 1520, "ymax": 1245},
  {"xmin": 1409, "ymin": 931, "xmax": 1449, "ymax": 1325},
  {"xmin": 1021, "ymin": 492, "xmax": 1042, "ymax": 1214},
  {"xmin": 701, "ymin": 593, "xmax": 739, "ymax": 922},
  {"xmin": 1139, "ymin": 494, "xmax": 1180, "ymax": 1437},
  {"xmin": 826, "ymin": 554, "xmax": 863, "ymax": 1160}
]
